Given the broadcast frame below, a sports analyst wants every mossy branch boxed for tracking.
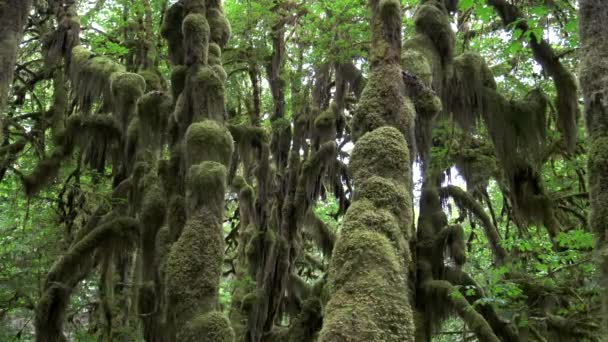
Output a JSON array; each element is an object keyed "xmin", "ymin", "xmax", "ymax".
[{"xmin": 439, "ymin": 185, "xmax": 508, "ymax": 262}]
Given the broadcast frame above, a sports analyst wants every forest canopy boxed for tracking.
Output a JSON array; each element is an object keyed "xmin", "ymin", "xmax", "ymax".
[{"xmin": 0, "ymin": 0, "xmax": 605, "ymax": 341}]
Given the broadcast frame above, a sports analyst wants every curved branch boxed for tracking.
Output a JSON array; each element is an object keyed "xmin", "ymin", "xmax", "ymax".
[{"xmin": 440, "ymin": 185, "xmax": 508, "ymax": 262}]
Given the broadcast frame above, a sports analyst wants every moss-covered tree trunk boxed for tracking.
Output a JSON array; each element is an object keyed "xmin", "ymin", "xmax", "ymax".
[
  {"xmin": 0, "ymin": 0, "xmax": 32, "ymax": 137},
  {"xmin": 579, "ymin": 0, "xmax": 608, "ymax": 335},
  {"xmin": 319, "ymin": 1, "xmax": 416, "ymax": 340}
]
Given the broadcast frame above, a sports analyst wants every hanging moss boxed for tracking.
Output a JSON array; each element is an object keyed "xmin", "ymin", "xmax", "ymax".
[
  {"xmin": 413, "ymin": 2, "xmax": 454, "ymax": 71},
  {"xmin": 23, "ymin": 150, "xmax": 66, "ymax": 197},
  {"xmin": 351, "ymin": 64, "xmax": 416, "ymax": 141},
  {"xmin": 449, "ymin": 52, "xmax": 496, "ymax": 129},
  {"xmin": 228, "ymin": 124, "xmax": 267, "ymax": 147},
  {"xmin": 185, "ymin": 120, "xmax": 234, "ymax": 167},
  {"xmin": 207, "ymin": 8, "xmax": 231, "ymax": 48},
  {"xmin": 182, "ymin": 13, "xmax": 210, "ymax": 65},
  {"xmin": 303, "ymin": 210, "xmax": 336, "ymax": 257},
  {"xmin": 314, "ymin": 102, "xmax": 338, "ymax": 141},
  {"xmin": 161, "ymin": 2, "xmax": 185, "ymax": 65},
  {"xmin": 70, "ymin": 46, "xmax": 125, "ymax": 113},
  {"xmin": 111, "ymin": 72, "xmax": 146, "ymax": 135},
  {"xmin": 82, "ymin": 114, "xmax": 122, "ymax": 141},
  {"xmin": 177, "ymin": 311, "xmax": 235, "ymax": 342},
  {"xmin": 137, "ymin": 91, "xmax": 173, "ymax": 152}
]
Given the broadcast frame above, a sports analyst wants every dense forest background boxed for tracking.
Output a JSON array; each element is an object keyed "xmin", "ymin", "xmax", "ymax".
[{"xmin": 0, "ymin": 0, "xmax": 605, "ymax": 341}]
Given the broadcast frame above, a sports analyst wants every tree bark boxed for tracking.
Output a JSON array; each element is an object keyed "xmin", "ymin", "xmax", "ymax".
[{"xmin": 579, "ymin": 0, "xmax": 608, "ymax": 335}]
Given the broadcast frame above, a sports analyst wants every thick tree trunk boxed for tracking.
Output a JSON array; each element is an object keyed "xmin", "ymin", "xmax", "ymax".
[
  {"xmin": 0, "ymin": 0, "xmax": 32, "ymax": 134},
  {"xmin": 579, "ymin": 0, "xmax": 608, "ymax": 335}
]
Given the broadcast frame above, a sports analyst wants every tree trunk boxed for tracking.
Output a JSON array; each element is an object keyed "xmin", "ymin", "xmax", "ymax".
[{"xmin": 579, "ymin": 0, "xmax": 608, "ymax": 335}]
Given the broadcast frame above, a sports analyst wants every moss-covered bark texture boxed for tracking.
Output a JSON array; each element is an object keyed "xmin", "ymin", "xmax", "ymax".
[
  {"xmin": 319, "ymin": 1, "xmax": 415, "ymax": 341},
  {"xmin": 0, "ymin": 0, "xmax": 32, "ymax": 138},
  {"xmin": 579, "ymin": 0, "xmax": 608, "ymax": 335},
  {"xmin": 160, "ymin": 0, "xmax": 235, "ymax": 340}
]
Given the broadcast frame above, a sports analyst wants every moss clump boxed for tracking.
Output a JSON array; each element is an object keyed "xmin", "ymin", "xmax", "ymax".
[
  {"xmin": 138, "ymin": 69, "xmax": 164, "ymax": 92},
  {"xmin": 177, "ymin": 311, "xmax": 235, "ymax": 342},
  {"xmin": 161, "ymin": 2, "xmax": 185, "ymax": 65},
  {"xmin": 186, "ymin": 161, "xmax": 227, "ymax": 214},
  {"xmin": 402, "ymin": 50, "xmax": 433, "ymax": 86},
  {"xmin": 185, "ymin": 120, "xmax": 234, "ymax": 167},
  {"xmin": 320, "ymin": 229, "xmax": 414, "ymax": 342},
  {"xmin": 350, "ymin": 126, "xmax": 410, "ymax": 185},
  {"xmin": 208, "ymin": 43, "xmax": 222, "ymax": 65},
  {"xmin": 82, "ymin": 114, "xmax": 122, "ymax": 141},
  {"xmin": 70, "ymin": 46, "xmax": 125, "ymax": 113},
  {"xmin": 111, "ymin": 72, "xmax": 146, "ymax": 134},
  {"xmin": 137, "ymin": 91, "xmax": 172, "ymax": 152},
  {"xmin": 207, "ymin": 8, "xmax": 231, "ymax": 48},
  {"xmin": 355, "ymin": 177, "xmax": 412, "ymax": 234},
  {"xmin": 170, "ymin": 65, "xmax": 188, "ymax": 100},
  {"xmin": 413, "ymin": 2, "xmax": 454, "ymax": 70},
  {"xmin": 449, "ymin": 52, "xmax": 496, "ymax": 129},
  {"xmin": 403, "ymin": 34, "xmax": 443, "ymax": 91},
  {"xmin": 351, "ymin": 64, "xmax": 415, "ymax": 140},
  {"xmin": 342, "ymin": 201, "xmax": 407, "ymax": 263},
  {"xmin": 182, "ymin": 13, "xmax": 210, "ymax": 65},
  {"xmin": 191, "ymin": 66, "xmax": 226, "ymax": 122},
  {"xmin": 228, "ymin": 124, "xmax": 268, "ymax": 147},
  {"xmin": 165, "ymin": 213, "xmax": 224, "ymax": 321}
]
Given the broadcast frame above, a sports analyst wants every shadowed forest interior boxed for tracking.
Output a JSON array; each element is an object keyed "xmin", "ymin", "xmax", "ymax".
[{"xmin": 0, "ymin": 0, "xmax": 607, "ymax": 341}]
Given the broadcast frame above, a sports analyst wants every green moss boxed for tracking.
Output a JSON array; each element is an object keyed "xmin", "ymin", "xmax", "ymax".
[
  {"xmin": 170, "ymin": 65, "xmax": 188, "ymax": 99},
  {"xmin": 161, "ymin": 2, "xmax": 185, "ymax": 64},
  {"xmin": 182, "ymin": 13, "xmax": 210, "ymax": 65},
  {"xmin": 165, "ymin": 213, "xmax": 224, "ymax": 321},
  {"xmin": 138, "ymin": 69, "xmax": 164, "ymax": 92},
  {"xmin": 185, "ymin": 120, "xmax": 234, "ymax": 167},
  {"xmin": 141, "ymin": 183, "xmax": 166, "ymax": 245},
  {"xmin": 355, "ymin": 177, "xmax": 412, "ymax": 233},
  {"xmin": 187, "ymin": 161, "xmax": 227, "ymax": 214},
  {"xmin": 208, "ymin": 43, "xmax": 222, "ymax": 65},
  {"xmin": 137, "ymin": 91, "xmax": 172, "ymax": 151},
  {"xmin": 351, "ymin": 64, "xmax": 415, "ymax": 140},
  {"xmin": 69, "ymin": 47, "xmax": 125, "ymax": 113},
  {"xmin": 589, "ymin": 136, "xmax": 608, "ymax": 236},
  {"xmin": 111, "ymin": 72, "xmax": 146, "ymax": 101},
  {"xmin": 402, "ymin": 50, "xmax": 433, "ymax": 86},
  {"xmin": 449, "ymin": 52, "xmax": 496, "ymax": 129},
  {"xmin": 81, "ymin": 114, "xmax": 122, "ymax": 141},
  {"xmin": 403, "ymin": 34, "xmax": 443, "ymax": 91},
  {"xmin": 415, "ymin": 87, "xmax": 442, "ymax": 118},
  {"xmin": 350, "ymin": 126, "xmax": 410, "ymax": 185},
  {"xmin": 155, "ymin": 226, "xmax": 172, "ymax": 274},
  {"xmin": 168, "ymin": 195, "xmax": 187, "ymax": 241},
  {"xmin": 228, "ymin": 124, "xmax": 268, "ymax": 146},
  {"xmin": 342, "ymin": 200, "xmax": 408, "ymax": 261},
  {"xmin": 207, "ymin": 8, "xmax": 231, "ymax": 48},
  {"xmin": 177, "ymin": 311, "xmax": 235, "ymax": 342},
  {"xmin": 413, "ymin": 2, "xmax": 454, "ymax": 68},
  {"xmin": 320, "ymin": 231, "xmax": 414, "ymax": 342}
]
